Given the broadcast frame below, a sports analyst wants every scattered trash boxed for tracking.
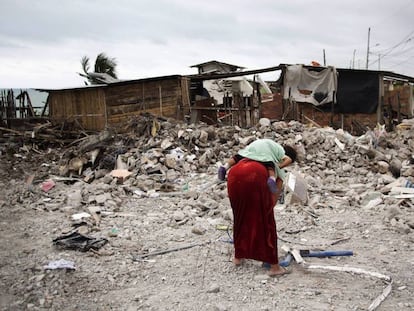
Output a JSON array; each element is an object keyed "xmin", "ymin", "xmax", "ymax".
[
  {"xmin": 404, "ymin": 180, "xmax": 414, "ymax": 188},
  {"xmin": 44, "ymin": 259, "xmax": 76, "ymax": 270},
  {"xmin": 277, "ymin": 243, "xmax": 390, "ymax": 311},
  {"xmin": 108, "ymin": 228, "xmax": 119, "ymax": 237},
  {"xmin": 215, "ymin": 224, "xmax": 229, "ymax": 231},
  {"xmin": 305, "ymin": 264, "xmax": 392, "ymax": 311},
  {"xmin": 132, "ymin": 241, "xmax": 211, "ymax": 261},
  {"xmin": 53, "ymin": 231, "xmax": 108, "ymax": 252},
  {"xmin": 71, "ymin": 212, "xmax": 92, "ymax": 221},
  {"xmin": 41, "ymin": 179, "xmax": 56, "ymax": 192},
  {"xmin": 279, "ymin": 248, "xmax": 354, "ymax": 267}
]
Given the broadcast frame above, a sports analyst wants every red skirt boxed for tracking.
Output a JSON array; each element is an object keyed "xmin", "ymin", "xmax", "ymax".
[{"xmin": 227, "ymin": 159, "xmax": 279, "ymax": 264}]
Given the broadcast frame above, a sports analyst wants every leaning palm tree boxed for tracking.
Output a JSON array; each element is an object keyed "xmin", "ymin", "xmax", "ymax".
[{"xmin": 79, "ymin": 52, "xmax": 119, "ymax": 85}]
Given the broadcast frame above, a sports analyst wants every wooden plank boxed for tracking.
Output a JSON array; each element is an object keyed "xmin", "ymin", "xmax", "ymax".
[{"xmin": 390, "ymin": 186, "xmax": 414, "ymax": 194}]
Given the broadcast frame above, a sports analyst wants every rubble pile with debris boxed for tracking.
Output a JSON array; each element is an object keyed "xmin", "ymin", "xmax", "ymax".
[{"xmin": 0, "ymin": 114, "xmax": 413, "ymax": 310}]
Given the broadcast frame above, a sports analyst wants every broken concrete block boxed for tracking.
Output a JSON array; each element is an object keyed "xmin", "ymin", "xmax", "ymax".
[
  {"xmin": 164, "ymin": 154, "xmax": 178, "ymax": 169},
  {"xmin": 110, "ymin": 169, "xmax": 133, "ymax": 184},
  {"xmin": 199, "ymin": 130, "xmax": 209, "ymax": 143},
  {"xmin": 161, "ymin": 139, "xmax": 173, "ymax": 150},
  {"xmin": 377, "ymin": 161, "xmax": 389, "ymax": 174},
  {"xmin": 259, "ymin": 118, "xmax": 271, "ymax": 127}
]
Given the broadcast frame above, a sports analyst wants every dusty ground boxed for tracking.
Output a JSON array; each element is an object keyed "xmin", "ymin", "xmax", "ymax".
[{"xmin": 0, "ymin": 125, "xmax": 413, "ymax": 311}]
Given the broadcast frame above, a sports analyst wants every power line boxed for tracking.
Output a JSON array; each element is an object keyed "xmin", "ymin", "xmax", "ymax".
[
  {"xmin": 368, "ymin": 31, "xmax": 414, "ymax": 67},
  {"xmin": 388, "ymin": 54, "xmax": 414, "ymax": 67},
  {"xmin": 379, "ymin": 30, "xmax": 414, "ymax": 57}
]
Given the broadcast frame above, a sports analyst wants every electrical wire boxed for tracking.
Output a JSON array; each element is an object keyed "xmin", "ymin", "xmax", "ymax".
[{"xmin": 368, "ymin": 31, "xmax": 414, "ymax": 67}]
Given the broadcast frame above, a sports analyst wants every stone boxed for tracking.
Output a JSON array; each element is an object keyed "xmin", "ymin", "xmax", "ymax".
[
  {"xmin": 259, "ymin": 118, "xmax": 271, "ymax": 127},
  {"xmin": 389, "ymin": 158, "xmax": 402, "ymax": 177},
  {"xmin": 173, "ymin": 211, "xmax": 186, "ymax": 222},
  {"xmin": 206, "ymin": 284, "xmax": 220, "ymax": 293},
  {"xmin": 191, "ymin": 225, "xmax": 206, "ymax": 235}
]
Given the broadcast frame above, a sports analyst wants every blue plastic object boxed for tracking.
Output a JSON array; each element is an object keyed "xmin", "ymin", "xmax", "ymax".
[
  {"xmin": 279, "ymin": 253, "xmax": 293, "ymax": 267},
  {"xmin": 279, "ymin": 250, "xmax": 353, "ymax": 267},
  {"xmin": 301, "ymin": 250, "xmax": 353, "ymax": 257}
]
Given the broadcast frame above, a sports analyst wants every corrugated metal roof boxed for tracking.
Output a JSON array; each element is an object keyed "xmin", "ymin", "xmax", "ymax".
[{"xmin": 189, "ymin": 60, "xmax": 245, "ymax": 70}]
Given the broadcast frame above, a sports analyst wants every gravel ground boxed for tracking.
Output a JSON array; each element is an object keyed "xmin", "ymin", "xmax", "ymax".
[{"xmin": 1, "ymin": 120, "xmax": 413, "ymax": 311}]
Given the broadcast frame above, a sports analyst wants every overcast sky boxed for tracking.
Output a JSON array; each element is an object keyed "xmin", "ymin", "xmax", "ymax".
[{"xmin": 1, "ymin": 0, "xmax": 413, "ymax": 89}]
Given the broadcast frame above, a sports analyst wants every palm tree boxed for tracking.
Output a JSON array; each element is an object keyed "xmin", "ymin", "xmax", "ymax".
[{"xmin": 79, "ymin": 52, "xmax": 119, "ymax": 85}]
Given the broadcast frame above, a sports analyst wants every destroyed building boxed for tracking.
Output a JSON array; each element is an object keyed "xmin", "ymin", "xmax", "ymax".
[
  {"xmin": 277, "ymin": 65, "xmax": 414, "ymax": 134},
  {"xmin": 2, "ymin": 61, "xmax": 413, "ymax": 136}
]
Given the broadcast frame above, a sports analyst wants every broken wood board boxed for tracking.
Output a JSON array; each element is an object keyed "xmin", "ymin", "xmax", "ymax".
[{"xmin": 390, "ymin": 186, "xmax": 414, "ymax": 194}]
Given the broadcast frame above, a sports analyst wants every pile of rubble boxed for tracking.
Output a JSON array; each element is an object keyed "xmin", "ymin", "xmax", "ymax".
[
  {"xmin": 2, "ymin": 114, "xmax": 413, "ymax": 238},
  {"xmin": 1, "ymin": 114, "xmax": 414, "ymax": 310},
  {"xmin": 3, "ymin": 114, "xmax": 414, "ymax": 212}
]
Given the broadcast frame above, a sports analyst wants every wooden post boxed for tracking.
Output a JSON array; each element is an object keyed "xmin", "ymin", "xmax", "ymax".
[
  {"xmin": 142, "ymin": 83, "xmax": 145, "ymax": 111},
  {"xmin": 159, "ymin": 85, "xmax": 163, "ymax": 116},
  {"xmin": 330, "ymin": 91, "xmax": 335, "ymax": 127},
  {"xmin": 256, "ymin": 81, "xmax": 261, "ymax": 125},
  {"xmin": 377, "ymin": 74, "xmax": 384, "ymax": 125},
  {"xmin": 397, "ymin": 92, "xmax": 401, "ymax": 123},
  {"xmin": 246, "ymin": 96, "xmax": 250, "ymax": 127},
  {"xmin": 235, "ymin": 93, "xmax": 242, "ymax": 127}
]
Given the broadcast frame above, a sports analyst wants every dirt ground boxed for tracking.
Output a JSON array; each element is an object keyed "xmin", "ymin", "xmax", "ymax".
[{"xmin": 0, "ymin": 124, "xmax": 413, "ymax": 311}]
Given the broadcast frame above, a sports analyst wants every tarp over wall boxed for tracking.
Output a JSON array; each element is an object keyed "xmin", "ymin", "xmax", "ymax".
[
  {"xmin": 283, "ymin": 65, "xmax": 338, "ymax": 106},
  {"xmin": 335, "ymin": 70, "xmax": 379, "ymax": 114}
]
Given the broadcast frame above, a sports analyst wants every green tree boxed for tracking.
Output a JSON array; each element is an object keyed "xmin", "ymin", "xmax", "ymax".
[{"xmin": 79, "ymin": 52, "xmax": 118, "ymax": 85}]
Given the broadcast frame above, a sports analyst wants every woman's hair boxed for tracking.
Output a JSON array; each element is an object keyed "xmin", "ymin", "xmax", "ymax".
[{"xmin": 283, "ymin": 145, "xmax": 297, "ymax": 163}]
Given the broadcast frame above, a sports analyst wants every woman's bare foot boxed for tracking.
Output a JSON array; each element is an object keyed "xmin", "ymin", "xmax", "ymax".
[
  {"xmin": 233, "ymin": 258, "xmax": 243, "ymax": 266},
  {"xmin": 268, "ymin": 264, "xmax": 291, "ymax": 276}
]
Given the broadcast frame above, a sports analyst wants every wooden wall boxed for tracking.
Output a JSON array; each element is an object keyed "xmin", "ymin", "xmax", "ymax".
[
  {"xmin": 48, "ymin": 76, "xmax": 191, "ymax": 131},
  {"xmin": 48, "ymin": 88, "xmax": 106, "ymax": 131},
  {"xmin": 384, "ymin": 83, "xmax": 413, "ymax": 117},
  {"xmin": 105, "ymin": 77, "xmax": 190, "ymax": 127}
]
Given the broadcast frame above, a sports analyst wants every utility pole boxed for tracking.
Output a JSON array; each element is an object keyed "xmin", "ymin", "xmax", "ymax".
[
  {"xmin": 323, "ymin": 49, "xmax": 326, "ymax": 66},
  {"xmin": 366, "ymin": 27, "xmax": 370, "ymax": 69},
  {"xmin": 378, "ymin": 54, "xmax": 381, "ymax": 70},
  {"xmin": 352, "ymin": 49, "xmax": 356, "ymax": 69}
]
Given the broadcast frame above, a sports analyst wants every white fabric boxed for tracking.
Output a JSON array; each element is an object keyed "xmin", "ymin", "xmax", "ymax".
[{"xmin": 283, "ymin": 65, "xmax": 338, "ymax": 106}]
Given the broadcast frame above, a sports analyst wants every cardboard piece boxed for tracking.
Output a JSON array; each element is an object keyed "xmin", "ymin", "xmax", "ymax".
[{"xmin": 286, "ymin": 171, "xmax": 308, "ymax": 204}]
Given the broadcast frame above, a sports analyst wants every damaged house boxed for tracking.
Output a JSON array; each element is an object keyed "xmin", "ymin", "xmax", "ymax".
[
  {"xmin": 187, "ymin": 62, "xmax": 414, "ymax": 133},
  {"xmin": 25, "ymin": 61, "xmax": 414, "ymax": 134},
  {"xmin": 36, "ymin": 60, "xmax": 276, "ymax": 131},
  {"xmin": 188, "ymin": 61, "xmax": 273, "ymax": 127},
  {"xmin": 38, "ymin": 75, "xmax": 192, "ymax": 132},
  {"xmin": 276, "ymin": 64, "xmax": 414, "ymax": 133}
]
